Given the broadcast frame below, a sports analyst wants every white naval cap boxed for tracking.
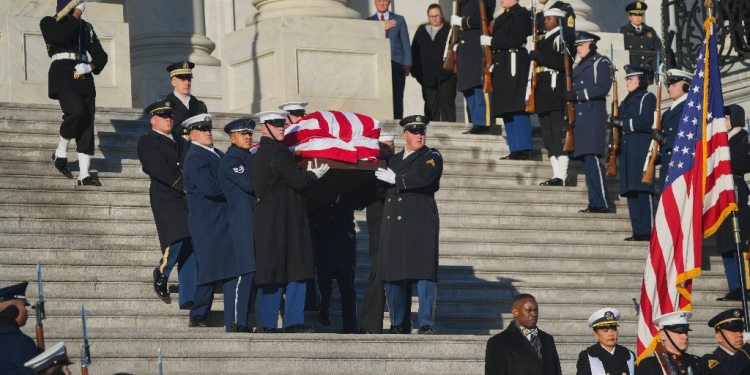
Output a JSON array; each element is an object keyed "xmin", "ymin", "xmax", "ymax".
[
  {"xmin": 587, "ymin": 307, "xmax": 621, "ymax": 328},
  {"xmin": 653, "ymin": 311, "xmax": 693, "ymax": 332},
  {"xmin": 278, "ymin": 102, "xmax": 309, "ymax": 112},
  {"xmin": 255, "ymin": 111, "xmax": 288, "ymax": 124},
  {"xmin": 183, "ymin": 113, "xmax": 215, "ymax": 131},
  {"xmin": 543, "ymin": 8, "xmax": 567, "ymax": 18},
  {"xmin": 666, "ymin": 69, "xmax": 693, "ymax": 84},
  {"xmin": 379, "ymin": 132, "xmax": 396, "ymax": 142},
  {"xmin": 24, "ymin": 342, "xmax": 73, "ymax": 373}
]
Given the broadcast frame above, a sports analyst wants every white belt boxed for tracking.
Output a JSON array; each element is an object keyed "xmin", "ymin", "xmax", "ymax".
[{"xmin": 52, "ymin": 53, "xmax": 88, "ymax": 62}]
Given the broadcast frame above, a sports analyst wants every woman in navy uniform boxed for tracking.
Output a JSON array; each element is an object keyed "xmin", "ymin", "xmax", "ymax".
[
  {"xmin": 654, "ymin": 69, "xmax": 692, "ymax": 191},
  {"xmin": 136, "ymin": 100, "xmax": 196, "ymax": 309},
  {"xmin": 565, "ymin": 31, "xmax": 613, "ymax": 213},
  {"xmin": 375, "ymin": 115, "xmax": 443, "ymax": 334},
  {"xmin": 618, "ymin": 2, "xmax": 662, "ymax": 69},
  {"xmin": 576, "ymin": 308, "xmax": 635, "ymax": 375},
  {"xmin": 165, "ymin": 62, "xmax": 208, "ymax": 141},
  {"xmin": 0, "ymin": 283, "xmax": 38, "ymax": 375},
  {"xmin": 610, "ymin": 66, "xmax": 656, "ymax": 241},
  {"xmin": 217, "ymin": 119, "xmax": 258, "ymax": 332},
  {"xmin": 40, "ymin": 0, "xmax": 108, "ymax": 186},
  {"xmin": 702, "ymin": 309, "xmax": 750, "ymax": 373}
]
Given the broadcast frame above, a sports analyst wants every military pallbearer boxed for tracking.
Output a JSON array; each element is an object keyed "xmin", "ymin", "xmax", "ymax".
[
  {"xmin": 166, "ymin": 62, "xmax": 208, "ymax": 141},
  {"xmin": 702, "ymin": 309, "xmax": 750, "ymax": 374}
]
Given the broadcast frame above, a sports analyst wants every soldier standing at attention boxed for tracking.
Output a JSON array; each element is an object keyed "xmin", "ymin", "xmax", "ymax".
[
  {"xmin": 165, "ymin": 62, "xmax": 208, "ymax": 142},
  {"xmin": 618, "ymin": 1, "xmax": 662, "ymax": 69},
  {"xmin": 137, "ymin": 100, "xmax": 196, "ymax": 310},
  {"xmin": 536, "ymin": 0, "xmax": 575, "ymax": 41},
  {"xmin": 652, "ymin": 69, "xmax": 692, "ymax": 192},
  {"xmin": 702, "ymin": 309, "xmax": 750, "ymax": 374},
  {"xmin": 41, "ymin": 0, "xmax": 108, "ymax": 186},
  {"xmin": 375, "ymin": 115, "xmax": 443, "ymax": 334},
  {"xmin": 636, "ymin": 312, "xmax": 710, "ymax": 374},
  {"xmin": 575, "ymin": 308, "xmax": 635, "ymax": 375},
  {"xmin": 565, "ymin": 31, "xmax": 613, "ymax": 213},
  {"xmin": 0, "ymin": 283, "xmax": 39, "ymax": 375}
]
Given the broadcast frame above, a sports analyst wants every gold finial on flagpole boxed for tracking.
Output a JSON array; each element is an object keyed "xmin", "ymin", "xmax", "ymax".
[{"xmin": 704, "ymin": 0, "xmax": 713, "ymax": 19}]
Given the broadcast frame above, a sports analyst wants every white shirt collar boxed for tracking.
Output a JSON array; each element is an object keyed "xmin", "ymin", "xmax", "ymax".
[
  {"xmin": 377, "ymin": 11, "xmax": 390, "ymax": 20},
  {"xmin": 153, "ymin": 128, "xmax": 173, "ymax": 140},
  {"xmin": 195, "ymin": 142, "xmax": 220, "ymax": 158},
  {"xmin": 545, "ymin": 26, "xmax": 560, "ymax": 39},
  {"xmin": 173, "ymin": 90, "xmax": 191, "ymax": 109},
  {"xmin": 403, "ymin": 147, "xmax": 415, "ymax": 159},
  {"xmin": 720, "ymin": 344, "xmax": 736, "ymax": 356},
  {"xmin": 600, "ymin": 344, "xmax": 616, "ymax": 355},
  {"xmin": 670, "ymin": 93, "xmax": 688, "ymax": 110},
  {"xmin": 631, "ymin": 23, "xmax": 642, "ymax": 31}
]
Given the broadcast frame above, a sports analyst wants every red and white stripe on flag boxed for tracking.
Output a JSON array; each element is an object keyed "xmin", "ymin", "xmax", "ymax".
[{"xmin": 636, "ymin": 18, "xmax": 737, "ymax": 363}]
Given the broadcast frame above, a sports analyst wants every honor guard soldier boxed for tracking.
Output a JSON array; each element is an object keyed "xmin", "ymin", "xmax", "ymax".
[
  {"xmin": 636, "ymin": 311, "xmax": 710, "ymax": 375},
  {"xmin": 279, "ymin": 102, "xmax": 308, "ymax": 123},
  {"xmin": 653, "ymin": 69, "xmax": 691, "ymax": 191},
  {"xmin": 217, "ymin": 119, "xmax": 258, "ymax": 332},
  {"xmin": 565, "ymin": 31, "xmax": 613, "ymax": 213},
  {"xmin": 714, "ymin": 105, "xmax": 750, "ymax": 301},
  {"xmin": 23, "ymin": 342, "xmax": 72, "ymax": 375},
  {"xmin": 165, "ymin": 62, "xmax": 208, "ymax": 141},
  {"xmin": 0, "ymin": 283, "xmax": 39, "ymax": 375},
  {"xmin": 576, "ymin": 308, "xmax": 635, "ymax": 375},
  {"xmin": 481, "ymin": 0, "xmax": 534, "ymax": 160},
  {"xmin": 450, "ymin": 0, "xmax": 496, "ymax": 134},
  {"xmin": 41, "ymin": 0, "xmax": 108, "ymax": 186},
  {"xmin": 485, "ymin": 294, "xmax": 563, "ymax": 375},
  {"xmin": 618, "ymin": 1, "xmax": 662, "ymax": 69},
  {"xmin": 251, "ymin": 111, "xmax": 329, "ymax": 333},
  {"xmin": 182, "ymin": 114, "xmax": 249, "ymax": 331},
  {"xmin": 137, "ymin": 100, "xmax": 197, "ymax": 309},
  {"xmin": 536, "ymin": 0, "xmax": 575, "ymax": 43},
  {"xmin": 609, "ymin": 66, "xmax": 657, "ymax": 241},
  {"xmin": 533, "ymin": 8, "xmax": 573, "ymax": 186},
  {"xmin": 375, "ymin": 115, "xmax": 443, "ymax": 334},
  {"xmin": 703, "ymin": 309, "xmax": 750, "ymax": 374}
]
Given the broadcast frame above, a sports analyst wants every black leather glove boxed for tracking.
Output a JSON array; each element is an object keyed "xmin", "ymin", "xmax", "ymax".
[
  {"xmin": 529, "ymin": 50, "xmax": 540, "ymax": 61},
  {"xmin": 608, "ymin": 116, "xmax": 622, "ymax": 129},
  {"xmin": 563, "ymin": 91, "xmax": 578, "ymax": 103},
  {"xmin": 651, "ymin": 128, "xmax": 667, "ymax": 144}
]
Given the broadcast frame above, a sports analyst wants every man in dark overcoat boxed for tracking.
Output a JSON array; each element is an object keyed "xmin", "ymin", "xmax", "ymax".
[
  {"xmin": 136, "ymin": 100, "xmax": 196, "ymax": 309},
  {"xmin": 217, "ymin": 119, "xmax": 258, "ymax": 332},
  {"xmin": 41, "ymin": 0, "xmax": 108, "ymax": 186},
  {"xmin": 618, "ymin": 1, "xmax": 662, "ymax": 70},
  {"xmin": 485, "ymin": 294, "xmax": 562, "ymax": 375},
  {"xmin": 636, "ymin": 311, "xmax": 710, "ymax": 375},
  {"xmin": 449, "ymin": 0, "xmax": 495, "ymax": 134},
  {"xmin": 182, "ymin": 114, "xmax": 248, "ymax": 331},
  {"xmin": 655, "ymin": 69, "xmax": 692, "ymax": 191},
  {"xmin": 702, "ymin": 309, "xmax": 750, "ymax": 374},
  {"xmin": 251, "ymin": 111, "xmax": 329, "ymax": 333},
  {"xmin": 480, "ymin": 0, "xmax": 533, "ymax": 160},
  {"xmin": 609, "ymin": 66, "xmax": 656, "ymax": 241},
  {"xmin": 165, "ymin": 62, "xmax": 208, "ymax": 142},
  {"xmin": 0, "ymin": 283, "xmax": 38, "ymax": 375},
  {"xmin": 532, "ymin": 8, "xmax": 573, "ymax": 186},
  {"xmin": 565, "ymin": 31, "xmax": 613, "ymax": 213},
  {"xmin": 375, "ymin": 115, "xmax": 443, "ymax": 334}
]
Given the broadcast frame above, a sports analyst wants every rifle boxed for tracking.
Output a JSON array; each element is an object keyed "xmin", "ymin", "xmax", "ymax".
[
  {"xmin": 525, "ymin": 0, "xmax": 538, "ymax": 113},
  {"xmin": 561, "ymin": 17, "xmax": 575, "ymax": 151},
  {"xmin": 33, "ymin": 262, "xmax": 46, "ymax": 350},
  {"xmin": 80, "ymin": 305, "xmax": 91, "ymax": 375},
  {"xmin": 443, "ymin": 0, "xmax": 460, "ymax": 71},
  {"xmin": 642, "ymin": 50, "xmax": 663, "ymax": 184},
  {"xmin": 478, "ymin": 0, "xmax": 494, "ymax": 93},
  {"xmin": 55, "ymin": 0, "xmax": 82, "ymax": 22},
  {"xmin": 607, "ymin": 45, "xmax": 620, "ymax": 176}
]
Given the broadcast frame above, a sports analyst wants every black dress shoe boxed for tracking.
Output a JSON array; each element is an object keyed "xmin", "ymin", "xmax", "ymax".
[
  {"xmin": 462, "ymin": 126, "xmax": 490, "ymax": 134},
  {"xmin": 256, "ymin": 325, "xmax": 280, "ymax": 333},
  {"xmin": 514, "ymin": 150, "xmax": 531, "ymax": 160},
  {"xmin": 499, "ymin": 152, "xmax": 518, "ymax": 160},
  {"xmin": 230, "ymin": 322, "xmax": 250, "ymax": 332},
  {"xmin": 179, "ymin": 301, "xmax": 194, "ymax": 310},
  {"xmin": 388, "ymin": 325, "xmax": 403, "ymax": 334},
  {"xmin": 77, "ymin": 176, "xmax": 102, "ymax": 186},
  {"xmin": 418, "ymin": 325, "xmax": 436, "ymax": 334},
  {"xmin": 624, "ymin": 235, "xmax": 651, "ymax": 241},
  {"xmin": 579, "ymin": 206, "xmax": 612, "ymax": 213},
  {"xmin": 52, "ymin": 154, "xmax": 73, "ymax": 178},
  {"xmin": 188, "ymin": 318, "xmax": 207, "ymax": 327},
  {"xmin": 540, "ymin": 178, "xmax": 565, "ymax": 186},
  {"xmin": 284, "ymin": 324, "xmax": 314, "ymax": 333},
  {"xmin": 359, "ymin": 328, "xmax": 375, "ymax": 334},
  {"xmin": 717, "ymin": 289, "xmax": 743, "ymax": 301},
  {"xmin": 318, "ymin": 309, "xmax": 331, "ymax": 326},
  {"xmin": 152, "ymin": 268, "xmax": 171, "ymax": 303}
]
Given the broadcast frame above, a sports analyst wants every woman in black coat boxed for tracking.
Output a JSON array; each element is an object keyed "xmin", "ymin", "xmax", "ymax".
[
  {"xmin": 576, "ymin": 307, "xmax": 635, "ymax": 375},
  {"xmin": 411, "ymin": 4, "xmax": 456, "ymax": 122}
]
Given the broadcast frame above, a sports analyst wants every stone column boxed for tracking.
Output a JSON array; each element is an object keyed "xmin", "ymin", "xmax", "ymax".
[{"xmin": 246, "ymin": 0, "xmax": 361, "ymax": 26}]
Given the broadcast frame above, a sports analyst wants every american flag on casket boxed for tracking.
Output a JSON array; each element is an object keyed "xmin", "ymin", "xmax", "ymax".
[{"xmin": 251, "ymin": 110, "xmax": 381, "ymax": 163}]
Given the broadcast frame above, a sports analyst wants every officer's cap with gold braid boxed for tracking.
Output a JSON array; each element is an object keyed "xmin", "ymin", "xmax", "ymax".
[
  {"xmin": 587, "ymin": 307, "xmax": 621, "ymax": 330},
  {"xmin": 144, "ymin": 99, "xmax": 174, "ymax": 118},
  {"xmin": 625, "ymin": 1, "xmax": 647, "ymax": 15},
  {"xmin": 399, "ymin": 115, "xmax": 430, "ymax": 134},
  {"xmin": 183, "ymin": 114, "xmax": 214, "ymax": 132},
  {"xmin": 167, "ymin": 61, "xmax": 195, "ymax": 79},
  {"xmin": 708, "ymin": 309, "xmax": 745, "ymax": 332}
]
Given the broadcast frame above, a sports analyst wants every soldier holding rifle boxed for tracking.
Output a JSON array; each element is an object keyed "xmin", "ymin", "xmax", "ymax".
[
  {"xmin": 635, "ymin": 311, "xmax": 710, "ymax": 375},
  {"xmin": 652, "ymin": 69, "xmax": 692, "ymax": 191},
  {"xmin": 609, "ymin": 66, "xmax": 657, "ymax": 241},
  {"xmin": 0, "ymin": 283, "xmax": 39, "ymax": 375},
  {"xmin": 480, "ymin": 0, "xmax": 533, "ymax": 160}
]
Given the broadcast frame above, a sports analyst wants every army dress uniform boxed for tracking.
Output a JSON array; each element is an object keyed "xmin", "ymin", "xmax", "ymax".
[
  {"xmin": 618, "ymin": 1, "xmax": 662, "ymax": 69},
  {"xmin": 636, "ymin": 311, "xmax": 710, "ymax": 375},
  {"xmin": 658, "ymin": 69, "xmax": 692, "ymax": 191},
  {"xmin": 0, "ymin": 283, "xmax": 39, "ymax": 375},
  {"xmin": 166, "ymin": 62, "xmax": 208, "ymax": 141},
  {"xmin": 576, "ymin": 308, "xmax": 635, "ymax": 375},
  {"xmin": 136, "ymin": 100, "xmax": 196, "ymax": 308},
  {"xmin": 703, "ymin": 309, "xmax": 750, "ymax": 374}
]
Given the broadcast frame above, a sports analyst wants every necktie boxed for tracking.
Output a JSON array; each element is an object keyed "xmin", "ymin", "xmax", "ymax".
[
  {"xmin": 529, "ymin": 330, "xmax": 542, "ymax": 359},
  {"xmin": 380, "ymin": 13, "xmax": 385, "ymax": 21}
]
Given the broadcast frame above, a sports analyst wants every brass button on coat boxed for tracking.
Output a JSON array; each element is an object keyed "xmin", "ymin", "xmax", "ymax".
[
  {"xmin": 387, "ymin": 216, "xmax": 390, "ymax": 219},
  {"xmin": 397, "ymin": 216, "xmax": 401, "ymax": 220},
  {"xmin": 398, "ymin": 197, "xmax": 402, "ymax": 201}
]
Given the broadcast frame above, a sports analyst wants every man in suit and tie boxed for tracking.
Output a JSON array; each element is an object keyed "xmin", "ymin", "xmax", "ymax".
[
  {"xmin": 485, "ymin": 293, "xmax": 563, "ymax": 375},
  {"xmin": 367, "ymin": 0, "xmax": 411, "ymax": 120}
]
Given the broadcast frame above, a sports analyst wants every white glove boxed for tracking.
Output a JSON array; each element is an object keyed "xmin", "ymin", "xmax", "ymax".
[
  {"xmin": 75, "ymin": 2, "xmax": 85, "ymax": 13},
  {"xmin": 450, "ymin": 15, "xmax": 462, "ymax": 27},
  {"xmin": 375, "ymin": 168, "xmax": 396, "ymax": 185},
  {"xmin": 480, "ymin": 35, "xmax": 492, "ymax": 46},
  {"xmin": 743, "ymin": 331, "xmax": 750, "ymax": 343},
  {"xmin": 489, "ymin": 64, "xmax": 494, "ymax": 73},
  {"xmin": 308, "ymin": 163, "xmax": 330, "ymax": 179},
  {"xmin": 74, "ymin": 63, "xmax": 92, "ymax": 75},
  {"xmin": 453, "ymin": 43, "xmax": 458, "ymax": 52}
]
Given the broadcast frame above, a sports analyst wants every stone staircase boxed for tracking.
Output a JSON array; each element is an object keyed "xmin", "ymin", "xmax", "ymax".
[{"xmin": 0, "ymin": 102, "xmax": 742, "ymax": 374}]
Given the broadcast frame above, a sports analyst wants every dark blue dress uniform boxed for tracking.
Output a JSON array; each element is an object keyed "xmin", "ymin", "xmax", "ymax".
[
  {"xmin": 165, "ymin": 62, "xmax": 208, "ymax": 141},
  {"xmin": 570, "ymin": 32, "xmax": 613, "ymax": 211},
  {"xmin": 0, "ymin": 283, "xmax": 39, "ymax": 375},
  {"xmin": 455, "ymin": 0, "xmax": 495, "ymax": 129},
  {"xmin": 182, "ymin": 115, "xmax": 245, "ymax": 331},
  {"xmin": 136, "ymin": 100, "xmax": 196, "ymax": 307},
  {"xmin": 703, "ymin": 309, "xmax": 750, "ymax": 374},
  {"xmin": 618, "ymin": 2, "xmax": 662, "ymax": 69},
  {"xmin": 217, "ymin": 119, "xmax": 258, "ymax": 332},
  {"xmin": 577, "ymin": 307, "xmax": 635, "ymax": 375},
  {"xmin": 658, "ymin": 69, "xmax": 693, "ymax": 191},
  {"xmin": 377, "ymin": 116, "xmax": 443, "ymax": 333},
  {"xmin": 535, "ymin": 1, "xmax": 576, "ymax": 51}
]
